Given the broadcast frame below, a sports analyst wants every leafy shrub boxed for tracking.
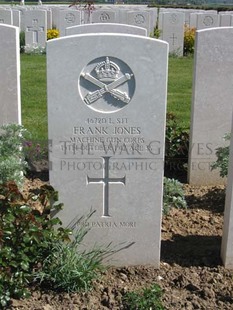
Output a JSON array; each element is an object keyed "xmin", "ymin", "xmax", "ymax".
[
  {"xmin": 163, "ymin": 177, "xmax": 187, "ymax": 215},
  {"xmin": 0, "ymin": 182, "xmax": 70, "ymax": 308},
  {"xmin": 34, "ymin": 211, "xmax": 112, "ymax": 293},
  {"xmin": 20, "ymin": 31, "xmax": 25, "ymax": 53},
  {"xmin": 211, "ymin": 133, "xmax": 230, "ymax": 178},
  {"xmin": 0, "ymin": 124, "xmax": 28, "ymax": 186},
  {"xmin": 183, "ymin": 25, "xmax": 196, "ymax": 56},
  {"xmin": 165, "ymin": 113, "xmax": 189, "ymax": 174},
  {"xmin": 47, "ymin": 28, "xmax": 59, "ymax": 40},
  {"xmin": 123, "ymin": 284, "xmax": 164, "ymax": 310}
]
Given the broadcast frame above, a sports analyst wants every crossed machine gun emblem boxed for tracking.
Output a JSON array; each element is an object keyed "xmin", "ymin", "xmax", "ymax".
[{"xmin": 80, "ymin": 57, "xmax": 133, "ymax": 105}]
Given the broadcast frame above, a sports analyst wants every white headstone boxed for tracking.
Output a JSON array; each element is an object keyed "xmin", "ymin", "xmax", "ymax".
[
  {"xmin": 188, "ymin": 27, "xmax": 233, "ymax": 185},
  {"xmin": 47, "ymin": 8, "xmax": 52, "ymax": 29},
  {"xmin": 91, "ymin": 10, "xmax": 117, "ymax": 24},
  {"xmin": 66, "ymin": 23, "xmax": 147, "ymax": 36},
  {"xmin": 159, "ymin": 12, "xmax": 185, "ymax": 56},
  {"xmin": 220, "ymin": 13, "xmax": 233, "ymax": 27},
  {"xmin": 0, "ymin": 9, "xmax": 13, "ymax": 25},
  {"xmin": 51, "ymin": 7, "xmax": 59, "ymax": 28},
  {"xmin": 196, "ymin": 13, "xmax": 219, "ymax": 30},
  {"xmin": 57, "ymin": 9, "xmax": 81, "ymax": 37},
  {"xmin": 0, "ymin": 24, "xmax": 21, "ymax": 125},
  {"xmin": 12, "ymin": 10, "xmax": 21, "ymax": 28},
  {"xmin": 189, "ymin": 12, "xmax": 198, "ymax": 28},
  {"xmin": 25, "ymin": 10, "xmax": 47, "ymax": 48},
  {"xmin": 127, "ymin": 11, "xmax": 150, "ymax": 33},
  {"xmin": 47, "ymin": 33, "xmax": 168, "ymax": 266},
  {"xmin": 221, "ymin": 112, "xmax": 233, "ymax": 269},
  {"xmin": 17, "ymin": 7, "xmax": 27, "ymax": 31},
  {"xmin": 38, "ymin": 8, "xmax": 52, "ymax": 29}
]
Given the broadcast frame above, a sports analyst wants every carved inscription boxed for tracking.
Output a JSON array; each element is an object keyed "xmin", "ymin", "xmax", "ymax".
[
  {"xmin": 99, "ymin": 12, "xmax": 110, "ymax": 22},
  {"xmin": 27, "ymin": 19, "xmax": 44, "ymax": 44},
  {"xmin": 170, "ymin": 33, "xmax": 177, "ymax": 46},
  {"xmin": 58, "ymin": 115, "xmax": 162, "ymax": 220},
  {"xmin": 65, "ymin": 13, "xmax": 75, "ymax": 23},
  {"xmin": 87, "ymin": 156, "xmax": 126, "ymax": 217},
  {"xmin": 169, "ymin": 13, "xmax": 178, "ymax": 24},
  {"xmin": 203, "ymin": 16, "xmax": 214, "ymax": 27},
  {"xmin": 59, "ymin": 116, "xmax": 162, "ymax": 157},
  {"xmin": 79, "ymin": 56, "xmax": 135, "ymax": 113},
  {"xmin": 82, "ymin": 221, "xmax": 136, "ymax": 228},
  {"xmin": 134, "ymin": 14, "xmax": 145, "ymax": 25},
  {"xmin": 32, "ymin": 18, "xmax": 38, "ymax": 25}
]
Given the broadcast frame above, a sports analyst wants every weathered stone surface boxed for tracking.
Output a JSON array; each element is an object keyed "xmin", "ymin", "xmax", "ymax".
[
  {"xmin": 0, "ymin": 24, "xmax": 21, "ymax": 125},
  {"xmin": 188, "ymin": 27, "xmax": 233, "ymax": 185},
  {"xmin": 47, "ymin": 33, "xmax": 168, "ymax": 266},
  {"xmin": 66, "ymin": 23, "xmax": 147, "ymax": 36}
]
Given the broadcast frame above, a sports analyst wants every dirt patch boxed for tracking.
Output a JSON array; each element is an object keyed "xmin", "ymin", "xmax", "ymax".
[{"xmin": 9, "ymin": 179, "xmax": 233, "ymax": 310}]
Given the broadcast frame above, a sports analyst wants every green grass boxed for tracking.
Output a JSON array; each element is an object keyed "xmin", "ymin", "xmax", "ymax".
[
  {"xmin": 21, "ymin": 54, "xmax": 194, "ymax": 140},
  {"xmin": 167, "ymin": 56, "xmax": 193, "ymax": 131},
  {"xmin": 21, "ymin": 54, "xmax": 47, "ymax": 141}
]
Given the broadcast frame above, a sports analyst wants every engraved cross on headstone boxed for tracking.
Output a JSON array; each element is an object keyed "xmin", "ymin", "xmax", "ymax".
[
  {"xmin": 170, "ymin": 33, "xmax": 177, "ymax": 46},
  {"xmin": 26, "ymin": 19, "xmax": 44, "ymax": 43},
  {"xmin": 65, "ymin": 13, "xmax": 75, "ymax": 24},
  {"xmin": 87, "ymin": 156, "xmax": 126, "ymax": 217}
]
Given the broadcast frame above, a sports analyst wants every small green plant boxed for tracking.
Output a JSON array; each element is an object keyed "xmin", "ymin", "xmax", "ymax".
[
  {"xmin": 47, "ymin": 28, "xmax": 59, "ymax": 40},
  {"xmin": 0, "ymin": 124, "xmax": 28, "ymax": 186},
  {"xmin": 122, "ymin": 284, "xmax": 164, "ymax": 310},
  {"xmin": 150, "ymin": 26, "xmax": 162, "ymax": 39},
  {"xmin": 34, "ymin": 211, "xmax": 112, "ymax": 293},
  {"xmin": 163, "ymin": 177, "xmax": 187, "ymax": 215},
  {"xmin": 0, "ymin": 181, "xmax": 70, "ymax": 308},
  {"xmin": 211, "ymin": 133, "xmax": 230, "ymax": 178},
  {"xmin": 165, "ymin": 113, "xmax": 189, "ymax": 174},
  {"xmin": 20, "ymin": 31, "xmax": 25, "ymax": 53},
  {"xmin": 183, "ymin": 25, "xmax": 196, "ymax": 56}
]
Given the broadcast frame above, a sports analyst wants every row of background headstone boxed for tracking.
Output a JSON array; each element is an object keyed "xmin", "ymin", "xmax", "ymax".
[
  {"xmin": 1, "ymin": 21, "xmax": 233, "ymax": 268},
  {"xmin": 1, "ymin": 5, "xmax": 232, "ymax": 186},
  {"xmin": 1, "ymin": 5, "xmax": 233, "ymax": 54}
]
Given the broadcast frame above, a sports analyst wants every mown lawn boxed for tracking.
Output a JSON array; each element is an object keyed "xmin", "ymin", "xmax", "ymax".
[
  {"xmin": 21, "ymin": 54, "xmax": 194, "ymax": 140},
  {"xmin": 167, "ymin": 56, "xmax": 193, "ymax": 130},
  {"xmin": 21, "ymin": 54, "xmax": 47, "ymax": 141}
]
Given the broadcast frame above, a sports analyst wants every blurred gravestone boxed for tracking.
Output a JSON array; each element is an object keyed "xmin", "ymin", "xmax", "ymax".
[
  {"xmin": 188, "ymin": 27, "xmax": 233, "ymax": 185},
  {"xmin": 158, "ymin": 11, "xmax": 185, "ymax": 56},
  {"xmin": 25, "ymin": 10, "xmax": 47, "ymax": 48},
  {"xmin": 66, "ymin": 23, "xmax": 147, "ymax": 36},
  {"xmin": 0, "ymin": 9, "xmax": 13, "ymax": 25},
  {"xmin": 0, "ymin": 24, "xmax": 21, "ymax": 125}
]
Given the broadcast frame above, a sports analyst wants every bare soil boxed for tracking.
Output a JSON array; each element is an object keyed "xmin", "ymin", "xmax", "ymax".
[{"xmin": 9, "ymin": 175, "xmax": 233, "ymax": 310}]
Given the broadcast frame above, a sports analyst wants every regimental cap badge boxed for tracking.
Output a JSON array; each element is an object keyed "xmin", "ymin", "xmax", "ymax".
[{"xmin": 95, "ymin": 57, "xmax": 120, "ymax": 82}]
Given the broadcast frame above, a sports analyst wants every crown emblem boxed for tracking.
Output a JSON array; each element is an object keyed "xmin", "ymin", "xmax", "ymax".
[{"xmin": 95, "ymin": 57, "xmax": 120, "ymax": 82}]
